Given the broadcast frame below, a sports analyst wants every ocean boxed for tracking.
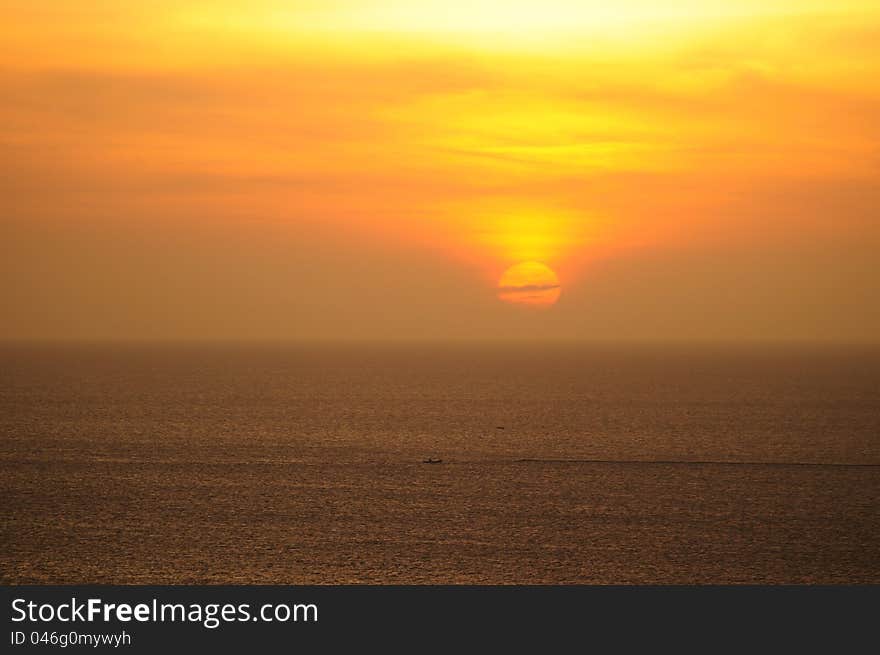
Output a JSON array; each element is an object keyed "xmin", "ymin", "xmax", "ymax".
[{"xmin": 1, "ymin": 342, "xmax": 878, "ymax": 583}]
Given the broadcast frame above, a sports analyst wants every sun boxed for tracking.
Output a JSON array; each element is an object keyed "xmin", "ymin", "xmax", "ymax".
[{"xmin": 497, "ymin": 261, "xmax": 561, "ymax": 307}]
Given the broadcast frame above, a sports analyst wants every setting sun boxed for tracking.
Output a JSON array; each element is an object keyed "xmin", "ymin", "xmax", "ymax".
[{"xmin": 497, "ymin": 262, "xmax": 561, "ymax": 307}]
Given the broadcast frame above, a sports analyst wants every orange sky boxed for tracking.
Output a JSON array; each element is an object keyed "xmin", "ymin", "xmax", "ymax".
[{"xmin": 2, "ymin": 1, "xmax": 879, "ymax": 340}]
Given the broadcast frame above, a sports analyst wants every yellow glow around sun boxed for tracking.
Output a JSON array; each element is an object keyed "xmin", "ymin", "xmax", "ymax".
[{"xmin": 460, "ymin": 200, "xmax": 592, "ymax": 264}]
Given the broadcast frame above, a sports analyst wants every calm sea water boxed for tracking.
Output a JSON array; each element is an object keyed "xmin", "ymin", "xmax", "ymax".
[{"xmin": 1, "ymin": 343, "xmax": 878, "ymax": 583}]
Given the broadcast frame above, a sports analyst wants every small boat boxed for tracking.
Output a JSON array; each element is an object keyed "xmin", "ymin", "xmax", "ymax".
[{"xmin": 422, "ymin": 458, "xmax": 443, "ymax": 464}]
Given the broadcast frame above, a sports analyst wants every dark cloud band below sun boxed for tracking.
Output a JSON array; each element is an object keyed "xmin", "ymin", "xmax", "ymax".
[{"xmin": 497, "ymin": 283, "xmax": 562, "ymax": 293}]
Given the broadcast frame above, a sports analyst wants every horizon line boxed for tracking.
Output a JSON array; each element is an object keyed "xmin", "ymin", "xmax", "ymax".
[{"xmin": 2, "ymin": 336, "xmax": 879, "ymax": 347}]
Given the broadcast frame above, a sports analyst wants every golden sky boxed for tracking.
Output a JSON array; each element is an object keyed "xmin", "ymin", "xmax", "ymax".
[{"xmin": 2, "ymin": 1, "xmax": 879, "ymax": 339}]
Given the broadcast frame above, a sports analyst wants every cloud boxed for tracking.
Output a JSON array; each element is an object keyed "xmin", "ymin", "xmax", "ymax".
[{"xmin": 498, "ymin": 283, "xmax": 562, "ymax": 293}]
